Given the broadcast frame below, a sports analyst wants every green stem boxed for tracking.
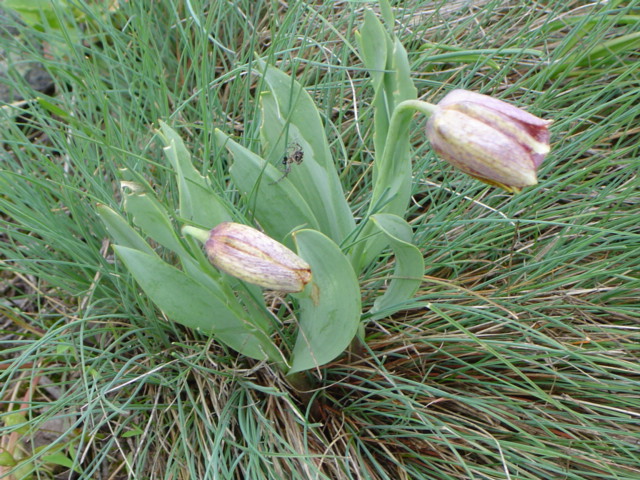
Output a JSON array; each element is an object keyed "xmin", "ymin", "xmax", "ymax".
[
  {"xmin": 181, "ymin": 225, "xmax": 210, "ymax": 244},
  {"xmin": 351, "ymin": 100, "xmax": 437, "ymax": 271},
  {"xmin": 285, "ymin": 370, "xmax": 318, "ymax": 409},
  {"xmin": 372, "ymin": 99, "xmax": 436, "ymax": 207},
  {"xmin": 395, "ymin": 99, "xmax": 438, "ymax": 118}
]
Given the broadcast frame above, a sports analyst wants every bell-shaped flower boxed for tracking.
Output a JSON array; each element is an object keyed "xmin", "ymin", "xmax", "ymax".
[
  {"xmin": 206, "ymin": 222, "xmax": 312, "ymax": 293},
  {"xmin": 426, "ymin": 89, "xmax": 552, "ymax": 192}
]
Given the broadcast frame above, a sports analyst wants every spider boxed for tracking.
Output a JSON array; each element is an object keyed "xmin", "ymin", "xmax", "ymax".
[{"xmin": 272, "ymin": 142, "xmax": 304, "ymax": 184}]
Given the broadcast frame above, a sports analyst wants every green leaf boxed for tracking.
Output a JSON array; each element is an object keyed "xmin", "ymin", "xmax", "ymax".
[
  {"xmin": 288, "ymin": 230, "xmax": 361, "ymax": 373},
  {"xmin": 355, "ymin": 9, "xmax": 391, "ymax": 160},
  {"xmin": 357, "ymin": 12, "xmax": 417, "ymax": 168},
  {"xmin": 0, "ymin": 450, "xmax": 16, "ymax": 467},
  {"xmin": 353, "ymin": 7, "xmax": 418, "ymax": 271},
  {"xmin": 4, "ymin": 0, "xmax": 81, "ymax": 51},
  {"xmin": 96, "ymin": 204, "xmax": 156, "ymax": 256},
  {"xmin": 99, "ymin": 198, "xmax": 227, "ymax": 299},
  {"xmin": 219, "ymin": 129, "xmax": 321, "ymax": 246},
  {"xmin": 366, "ymin": 98, "xmax": 414, "ymax": 230},
  {"xmin": 157, "ymin": 121, "xmax": 232, "ymax": 228},
  {"xmin": 4, "ymin": 0, "xmax": 61, "ymax": 12},
  {"xmin": 256, "ymin": 62, "xmax": 355, "ymax": 244},
  {"xmin": 122, "ymin": 185, "xmax": 187, "ymax": 255},
  {"xmin": 3, "ymin": 412, "xmax": 29, "ymax": 434},
  {"xmin": 390, "ymin": 36, "xmax": 419, "ymax": 112},
  {"xmin": 42, "ymin": 453, "xmax": 76, "ymax": 470},
  {"xmin": 367, "ymin": 34, "xmax": 416, "ymax": 209},
  {"xmin": 369, "ymin": 214, "xmax": 424, "ymax": 317},
  {"xmin": 122, "ymin": 426, "xmax": 144, "ymax": 438},
  {"xmin": 121, "ymin": 185, "xmax": 228, "ymax": 291},
  {"xmin": 113, "ymin": 245, "xmax": 281, "ymax": 362}
]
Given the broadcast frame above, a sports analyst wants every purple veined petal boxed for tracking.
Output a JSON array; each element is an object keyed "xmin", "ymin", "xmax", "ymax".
[
  {"xmin": 438, "ymin": 89, "xmax": 551, "ymax": 127},
  {"xmin": 426, "ymin": 89, "xmax": 551, "ymax": 192},
  {"xmin": 206, "ymin": 222, "xmax": 312, "ymax": 292},
  {"xmin": 427, "ymin": 109, "xmax": 538, "ymax": 190}
]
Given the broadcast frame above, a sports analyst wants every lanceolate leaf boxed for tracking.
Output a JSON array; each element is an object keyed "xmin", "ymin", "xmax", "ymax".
[
  {"xmin": 356, "ymin": 8, "xmax": 417, "ymax": 180},
  {"xmin": 96, "ymin": 204, "xmax": 155, "ymax": 256},
  {"xmin": 122, "ymin": 188, "xmax": 187, "ymax": 256},
  {"xmin": 257, "ymin": 62, "xmax": 355, "ymax": 245},
  {"xmin": 353, "ymin": 5, "xmax": 418, "ymax": 272},
  {"xmin": 113, "ymin": 245, "xmax": 281, "ymax": 362},
  {"xmin": 105, "ymin": 187, "xmax": 228, "ymax": 298},
  {"xmin": 157, "ymin": 121, "xmax": 232, "ymax": 228},
  {"xmin": 99, "ymin": 191, "xmax": 272, "ymax": 351},
  {"xmin": 218, "ymin": 129, "xmax": 321, "ymax": 247},
  {"xmin": 288, "ymin": 230, "xmax": 361, "ymax": 374},
  {"xmin": 356, "ymin": 8, "xmax": 391, "ymax": 158},
  {"xmin": 369, "ymin": 214, "xmax": 424, "ymax": 317}
]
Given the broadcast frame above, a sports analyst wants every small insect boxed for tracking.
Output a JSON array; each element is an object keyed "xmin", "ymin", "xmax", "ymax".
[{"xmin": 272, "ymin": 142, "xmax": 304, "ymax": 184}]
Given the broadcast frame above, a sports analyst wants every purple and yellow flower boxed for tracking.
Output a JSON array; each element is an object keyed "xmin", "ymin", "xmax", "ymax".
[
  {"xmin": 426, "ymin": 89, "xmax": 552, "ymax": 192},
  {"xmin": 206, "ymin": 222, "xmax": 312, "ymax": 293}
]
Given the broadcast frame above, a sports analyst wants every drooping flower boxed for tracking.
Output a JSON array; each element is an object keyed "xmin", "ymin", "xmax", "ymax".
[
  {"xmin": 205, "ymin": 222, "xmax": 312, "ymax": 293},
  {"xmin": 426, "ymin": 89, "xmax": 552, "ymax": 192}
]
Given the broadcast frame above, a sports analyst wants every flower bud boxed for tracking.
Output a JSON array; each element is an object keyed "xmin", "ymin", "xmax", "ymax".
[
  {"xmin": 426, "ymin": 89, "xmax": 552, "ymax": 192},
  {"xmin": 205, "ymin": 222, "xmax": 312, "ymax": 293}
]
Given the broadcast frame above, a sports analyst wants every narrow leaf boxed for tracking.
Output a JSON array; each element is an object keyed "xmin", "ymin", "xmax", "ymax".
[
  {"xmin": 356, "ymin": 9, "xmax": 391, "ymax": 156},
  {"xmin": 96, "ymin": 204, "xmax": 155, "ymax": 256},
  {"xmin": 257, "ymin": 62, "xmax": 355, "ymax": 244},
  {"xmin": 218, "ymin": 129, "xmax": 321, "ymax": 246},
  {"xmin": 122, "ymin": 187, "xmax": 187, "ymax": 255},
  {"xmin": 353, "ymin": 6, "xmax": 418, "ymax": 271},
  {"xmin": 157, "ymin": 121, "xmax": 231, "ymax": 228},
  {"xmin": 42, "ymin": 453, "xmax": 76, "ymax": 471}
]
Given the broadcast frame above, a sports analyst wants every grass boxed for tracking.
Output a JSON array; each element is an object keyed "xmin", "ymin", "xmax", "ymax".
[{"xmin": 1, "ymin": 0, "xmax": 639, "ymax": 478}]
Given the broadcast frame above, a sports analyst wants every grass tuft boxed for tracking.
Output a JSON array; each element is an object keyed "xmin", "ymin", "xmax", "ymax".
[{"xmin": 1, "ymin": 0, "xmax": 639, "ymax": 478}]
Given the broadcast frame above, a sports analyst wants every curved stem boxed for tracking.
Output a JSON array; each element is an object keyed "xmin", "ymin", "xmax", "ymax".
[
  {"xmin": 373, "ymin": 99, "xmax": 437, "ymax": 196},
  {"xmin": 394, "ymin": 99, "xmax": 438, "ymax": 118},
  {"xmin": 350, "ymin": 100, "xmax": 437, "ymax": 271},
  {"xmin": 181, "ymin": 225, "xmax": 210, "ymax": 244}
]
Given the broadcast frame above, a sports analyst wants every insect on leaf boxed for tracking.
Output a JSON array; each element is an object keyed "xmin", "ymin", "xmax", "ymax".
[{"xmin": 218, "ymin": 129, "xmax": 321, "ymax": 246}]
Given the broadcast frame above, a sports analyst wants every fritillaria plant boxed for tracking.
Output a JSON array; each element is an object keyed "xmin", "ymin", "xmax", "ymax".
[{"xmin": 97, "ymin": 0, "xmax": 551, "ymax": 380}]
